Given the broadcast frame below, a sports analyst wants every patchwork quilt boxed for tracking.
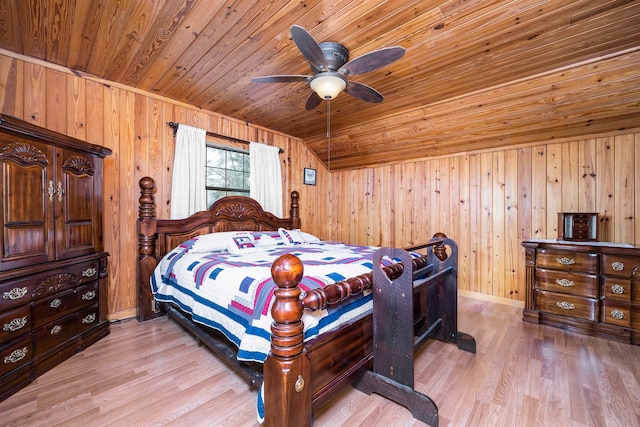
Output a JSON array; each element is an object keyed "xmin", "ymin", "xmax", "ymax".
[{"xmin": 151, "ymin": 231, "xmax": 411, "ymax": 362}]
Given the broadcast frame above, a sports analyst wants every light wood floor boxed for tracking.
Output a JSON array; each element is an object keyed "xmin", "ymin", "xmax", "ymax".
[{"xmin": 1, "ymin": 297, "xmax": 639, "ymax": 426}]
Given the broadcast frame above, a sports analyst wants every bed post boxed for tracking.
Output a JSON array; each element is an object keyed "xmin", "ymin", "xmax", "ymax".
[
  {"xmin": 137, "ymin": 177, "xmax": 160, "ymax": 321},
  {"xmin": 289, "ymin": 190, "xmax": 301, "ymax": 229},
  {"xmin": 264, "ymin": 254, "xmax": 312, "ymax": 427}
]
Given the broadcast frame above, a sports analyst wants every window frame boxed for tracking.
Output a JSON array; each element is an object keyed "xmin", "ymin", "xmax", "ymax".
[{"xmin": 204, "ymin": 142, "xmax": 250, "ymax": 206}]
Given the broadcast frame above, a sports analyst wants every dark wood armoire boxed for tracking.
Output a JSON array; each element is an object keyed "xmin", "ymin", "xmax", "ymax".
[{"xmin": 0, "ymin": 114, "xmax": 111, "ymax": 401}]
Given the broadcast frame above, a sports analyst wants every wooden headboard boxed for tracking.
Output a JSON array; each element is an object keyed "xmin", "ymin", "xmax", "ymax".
[{"xmin": 137, "ymin": 176, "xmax": 301, "ymax": 320}]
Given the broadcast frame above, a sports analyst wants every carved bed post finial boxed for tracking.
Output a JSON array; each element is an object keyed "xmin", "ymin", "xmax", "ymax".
[
  {"xmin": 290, "ymin": 191, "xmax": 301, "ymax": 229},
  {"xmin": 432, "ymin": 232, "xmax": 448, "ymax": 261},
  {"xmin": 263, "ymin": 254, "xmax": 311, "ymax": 426}
]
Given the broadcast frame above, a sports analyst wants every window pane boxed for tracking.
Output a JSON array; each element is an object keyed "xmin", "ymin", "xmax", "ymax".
[
  {"xmin": 206, "ymin": 147, "xmax": 225, "ymax": 168},
  {"xmin": 226, "ymin": 170, "xmax": 244, "ymax": 189},
  {"xmin": 206, "ymin": 167, "xmax": 226, "ymax": 187},
  {"xmin": 228, "ymin": 151, "xmax": 244, "ymax": 170},
  {"xmin": 205, "ymin": 144, "xmax": 250, "ymax": 205}
]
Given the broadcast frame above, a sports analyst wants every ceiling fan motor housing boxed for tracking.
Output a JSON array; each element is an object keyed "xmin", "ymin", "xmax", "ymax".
[{"xmin": 312, "ymin": 42, "xmax": 349, "ymax": 72}]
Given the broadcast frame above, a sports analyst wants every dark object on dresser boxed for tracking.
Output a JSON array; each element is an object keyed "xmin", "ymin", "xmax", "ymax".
[
  {"xmin": 557, "ymin": 212, "xmax": 599, "ymax": 241},
  {"xmin": 523, "ymin": 239, "xmax": 639, "ymax": 345},
  {"xmin": 0, "ymin": 114, "xmax": 111, "ymax": 401}
]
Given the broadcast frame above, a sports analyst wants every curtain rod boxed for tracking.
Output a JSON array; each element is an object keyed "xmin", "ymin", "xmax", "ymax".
[{"xmin": 167, "ymin": 121, "xmax": 283, "ymax": 153}]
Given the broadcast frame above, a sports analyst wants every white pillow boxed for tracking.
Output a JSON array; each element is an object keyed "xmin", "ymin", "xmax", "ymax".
[
  {"xmin": 278, "ymin": 228, "xmax": 306, "ymax": 245},
  {"xmin": 189, "ymin": 231, "xmax": 241, "ymax": 253},
  {"xmin": 299, "ymin": 231, "xmax": 321, "ymax": 242},
  {"xmin": 226, "ymin": 233, "xmax": 257, "ymax": 255}
]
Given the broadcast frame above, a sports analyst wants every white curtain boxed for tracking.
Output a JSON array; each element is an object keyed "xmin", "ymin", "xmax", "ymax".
[
  {"xmin": 250, "ymin": 142, "xmax": 283, "ymax": 217},
  {"xmin": 170, "ymin": 124, "xmax": 207, "ymax": 219}
]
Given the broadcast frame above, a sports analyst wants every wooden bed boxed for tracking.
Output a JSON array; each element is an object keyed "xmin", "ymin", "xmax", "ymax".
[{"xmin": 136, "ymin": 176, "xmax": 475, "ymax": 426}]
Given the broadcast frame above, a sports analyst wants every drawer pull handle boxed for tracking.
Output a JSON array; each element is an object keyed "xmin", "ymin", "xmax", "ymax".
[
  {"xmin": 611, "ymin": 309, "xmax": 624, "ymax": 320},
  {"xmin": 4, "ymin": 347, "xmax": 28, "ymax": 364},
  {"xmin": 3, "ymin": 316, "xmax": 28, "ymax": 332},
  {"xmin": 3, "ymin": 287, "xmax": 28, "ymax": 300},
  {"xmin": 611, "ymin": 261, "xmax": 624, "ymax": 272},
  {"xmin": 611, "ymin": 284, "xmax": 625, "ymax": 295},
  {"xmin": 50, "ymin": 298, "xmax": 62, "ymax": 308},
  {"xmin": 82, "ymin": 290, "xmax": 96, "ymax": 300},
  {"xmin": 48, "ymin": 180, "xmax": 55, "ymax": 201},
  {"xmin": 556, "ymin": 257, "xmax": 575, "ymax": 266},
  {"xmin": 555, "ymin": 279, "xmax": 574, "ymax": 287},
  {"xmin": 556, "ymin": 301, "xmax": 575, "ymax": 310},
  {"xmin": 57, "ymin": 181, "xmax": 64, "ymax": 202},
  {"xmin": 82, "ymin": 268, "xmax": 97, "ymax": 278},
  {"xmin": 82, "ymin": 313, "xmax": 96, "ymax": 324},
  {"xmin": 50, "ymin": 325, "xmax": 62, "ymax": 335}
]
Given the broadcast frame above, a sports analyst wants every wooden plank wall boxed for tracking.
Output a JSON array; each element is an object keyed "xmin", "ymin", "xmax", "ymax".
[
  {"xmin": 1, "ymin": 51, "xmax": 638, "ymax": 315},
  {"xmin": 0, "ymin": 52, "xmax": 329, "ymax": 319},
  {"xmin": 329, "ymin": 135, "xmax": 640, "ymax": 305}
]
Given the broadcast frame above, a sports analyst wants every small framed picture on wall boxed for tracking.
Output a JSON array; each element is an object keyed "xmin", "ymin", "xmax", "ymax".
[{"xmin": 303, "ymin": 168, "xmax": 316, "ymax": 186}]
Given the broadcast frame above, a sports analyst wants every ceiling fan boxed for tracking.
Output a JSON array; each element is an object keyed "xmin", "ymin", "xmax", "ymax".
[{"xmin": 252, "ymin": 25, "xmax": 406, "ymax": 110}]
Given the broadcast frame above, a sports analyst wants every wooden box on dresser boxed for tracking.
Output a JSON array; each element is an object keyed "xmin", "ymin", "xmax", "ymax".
[
  {"xmin": 522, "ymin": 239, "xmax": 640, "ymax": 345},
  {"xmin": 0, "ymin": 114, "xmax": 111, "ymax": 401}
]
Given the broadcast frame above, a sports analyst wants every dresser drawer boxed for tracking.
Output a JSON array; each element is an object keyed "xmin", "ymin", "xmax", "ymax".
[
  {"xmin": 1, "ymin": 280, "xmax": 37, "ymax": 311},
  {"xmin": 76, "ymin": 304, "xmax": 100, "ymax": 334},
  {"xmin": 32, "ymin": 312, "xmax": 79, "ymax": 358},
  {"xmin": 601, "ymin": 254, "xmax": 640, "ymax": 277},
  {"xmin": 31, "ymin": 289, "xmax": 76, "ymax": 328},
  {"xmin": 535, "ymin": 268, "xmax": 597, "ymax": 297},
  {"xmin": 536, "ymin": 250, "xmax": 598, "ymax": 273},
  {"xmin": 76, "ymin": 282, "xmax": 99, "ymax": 308},
  {"xmin": 0, "ymin": 304, "xmax": 30, "ymax": 342},
  {"xmin": 0, "ymin": 335, "xmax": 31, "ymax": 377},
  {"xmin": 600, "ymin": 300, "xmax": 631, "ymax": 328},
  {"xmin": 535, "ymin": 289, "xmax": 597, "ymax": 321},
  {"xmin": 601, "ymin": 277, "xmax": 631, "ymax": 302}
]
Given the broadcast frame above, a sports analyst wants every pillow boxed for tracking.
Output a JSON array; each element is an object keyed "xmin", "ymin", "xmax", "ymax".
[
  {"xmin": 278, "ymin": 228, "xmax": 306, "ymax": 245},
  {"xmin": 226, "ymin": 233, "xmax": 257, "ymax": 255},
  {"xmin": 248, "ymin": 231, "xmax": 284, "ymax": 247},
  {"xmin": 299, "ymin": 231, "xmax": 320, "ymax": 242},
  {"xmin": 189, "ymin": 231, "xmax": 242, "ymax": 253}
]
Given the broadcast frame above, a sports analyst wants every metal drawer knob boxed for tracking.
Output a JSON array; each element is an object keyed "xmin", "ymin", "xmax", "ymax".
[
  {"xmin": 82, "ymin": 313, "xmax": 96, "ymax": 324},
  {"xmin": 611, "ymin": 261, "xmax": 624, "ymax": 271},
  {"xmin": 3, "ymin": 287, "xmax": 28, "ymax": 300},
  {"xmin": 81, "ymin": 290, "xmax": 96, "ymax": 300},
  {"xmin": 82, "ymin": 268, "xmax": 97, "ymax": 278},
  {"xmin": 50, "ymin": 298, "xmax": 62, "ymax": 308},
  {"xmin": 556, "ymin": 257, "xmax": 575, "ymax": 266},
  {"xmin": 611, "ymin": 309, "xmax": 624, "ymax": 320},
  {"xmin": 3, "ymin": 316, "xmax": 28, "ymax": 332},
  {"xmin": 556, "ymin": 301, "xmax": 575, "ymax": 310},
  {"xmin": 50, "ymin": 325, "xmax": 62, "ymax": 335},
  {"xmin": 611, "ymin": 284, "xmax": 625, "ymax": 295},
  {"xmin": 555, "ymin": 278, "xmax": 574, "ymax": 287},
  {"xmin": 4, "ymin": 347, "xmax": 28, "ymax": 364}
]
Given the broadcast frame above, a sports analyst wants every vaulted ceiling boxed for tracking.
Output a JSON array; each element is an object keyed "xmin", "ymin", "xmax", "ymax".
[{"xmin": 0, "ymin": 0, "xmax": 639, "ymax": 170}]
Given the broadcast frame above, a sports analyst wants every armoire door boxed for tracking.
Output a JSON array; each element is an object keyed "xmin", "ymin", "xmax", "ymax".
[
  {"xmin": 53, "ymin": 148, "xmax": 103, "ymax": 260},
  {"xmin": 0, "ymin": 138, "xmax": 56, "ymax": 271}
]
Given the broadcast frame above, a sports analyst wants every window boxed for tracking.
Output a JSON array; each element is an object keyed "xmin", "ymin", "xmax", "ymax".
[{"xmin": 205, "ymin": 145, "xmax": 250, "ymax": 206}]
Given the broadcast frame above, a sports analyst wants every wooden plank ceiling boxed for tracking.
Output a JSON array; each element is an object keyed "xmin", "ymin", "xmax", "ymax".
[{"xmin": 0, "ymin": 0, "xmax": 638, "ymax": 170}]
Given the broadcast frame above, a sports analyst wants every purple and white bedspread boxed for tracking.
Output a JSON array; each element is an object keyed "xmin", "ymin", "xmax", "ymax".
[{"xmin": 151, "ymin": 232, "xmax": 413, "ymax": 362}]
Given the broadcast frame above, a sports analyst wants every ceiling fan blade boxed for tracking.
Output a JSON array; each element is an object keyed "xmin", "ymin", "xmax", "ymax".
[
  {"xmin": 290, "ymin": 25, "xmax": 328, "ymax": 71},
  {"xmin": 339, "ymin": 46, "xmax": 406, "ymax": 76},
  {"xmin": 344, "ymin": 81, "xmax": 384, "ymax": 103},
  {"xmin": 252, "ymin": 75, "xmax": 310, "ymax": 84},
  {"xmin": 305, "ymin": 92, "xmax": 323, "ymax": 110}
]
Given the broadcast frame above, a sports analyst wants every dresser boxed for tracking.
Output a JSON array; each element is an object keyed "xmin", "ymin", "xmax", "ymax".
[
  {"xmin": 0, "ymin": 115, "xmax": 111, "ymax": 401},
  {"xmin": 522, "ymin": 239, "xmax": 639, "ymax": 345}
]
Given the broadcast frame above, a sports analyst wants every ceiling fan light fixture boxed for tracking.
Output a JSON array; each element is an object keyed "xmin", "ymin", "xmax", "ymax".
[{"xmin": 309, "ymin": 72, "xmax": 347, "ymax": 100}]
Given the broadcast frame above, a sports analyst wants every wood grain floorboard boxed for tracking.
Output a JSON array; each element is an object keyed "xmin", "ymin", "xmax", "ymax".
[{"xmin": 1, "ymin": 297, "xmax": 639, "ymax": 426}]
